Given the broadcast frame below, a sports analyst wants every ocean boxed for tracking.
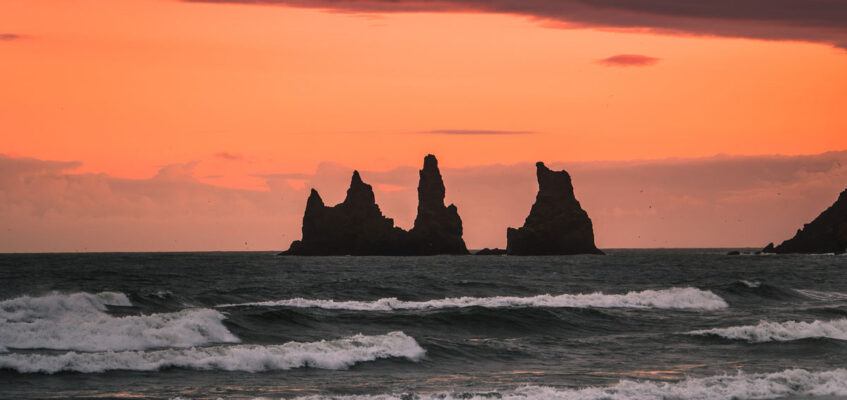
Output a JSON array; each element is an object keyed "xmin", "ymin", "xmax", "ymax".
[{"xmin": 2, "ymin": 250, "xmax": 847, "ymax": 399}]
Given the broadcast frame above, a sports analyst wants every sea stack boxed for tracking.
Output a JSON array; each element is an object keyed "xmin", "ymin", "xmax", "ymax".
[
  {"xmin": 408, "ymin": 154, "xmax": 469, "ymax": 255},
  {"xmin": 281, "ymin": 171, "xmax": 407, "ymax": 255},
  {"xmin": 763, "ymin": 188, "xmax": 847, "ymax": 254},
  {"xmin": 507, "ymin": 162, "xmax": 603, "ymax": 255},
  {"xmin": 282, "ymin": 154, "xmax": 469, "ymax": 255}
]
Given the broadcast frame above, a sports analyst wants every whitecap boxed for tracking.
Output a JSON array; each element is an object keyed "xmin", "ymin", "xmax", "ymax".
[
  {"xmin": 286, "ymin": 368, "xmax": 847, "ymax": 400},
  {"xmin": 217, "ymin": 287, "xmax": 728, "ymax": 311},
  {"xmin": 0, "ymin": 308, "xmax": 240, "ymax": 351},
  {"xmin": 0, "ymin": 291, "xmax": 131, "ymax": 322},
  {"xmin": 0, "ymin": 291, "xmax": 239, "ymax": 351},
  {"xmin": 687, "ymin": 318, "xmax": 847, "ymax": 342},
  {"xmin": 0, "ymin": 332, "xmax": 424, "ymax": 374}
]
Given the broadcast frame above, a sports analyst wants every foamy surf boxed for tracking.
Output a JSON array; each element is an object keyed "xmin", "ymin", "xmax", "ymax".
[
  {"xmin": 217, "ymin": 287, "xmax": 728, "ymax": 311},
  {"xmin": 284, "ymin": 368, "xmax": 847, "ymax": 400},
  {"xmin": 0, "ymin": 331, "xmax": 424, "ymax": 374},
  {"xmin": 0, "ymin": 291, "xmax": 239, "ymax": 351},
  {"xmin": 688, "ymin": 318, "xmax": 847, "ymax": 342},
  {"xmin": 0, "ymin": 291, "xmax": 131, "ymax": 322}
]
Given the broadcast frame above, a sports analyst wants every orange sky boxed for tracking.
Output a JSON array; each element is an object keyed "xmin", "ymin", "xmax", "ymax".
[{"xmin": 1, "ymin": 0, "xmax": 846, "ymax": 250}]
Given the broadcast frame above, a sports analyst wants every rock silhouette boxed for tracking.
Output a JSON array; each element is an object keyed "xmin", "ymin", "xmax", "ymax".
[
  {"xmin": 281, "ymin": 172, "xmax": 407, "ymax": 255},
  {"xmin": 763, "ymin": 188, "xmax": 847, "ymax": 254},
  {"xmin": 507, "ymin": 162, "xmax": 603, "ymax": 255},
  {"xmin": 408, "ymin": 155, "xmax": 469, "ymax": 255},
  {"xmin": 475, "ymin": 248, "xmax": 507, "ymax": 255},
  {"xmin": 282, "ymin": 155, "xmax": 469, "ymax": 255}
]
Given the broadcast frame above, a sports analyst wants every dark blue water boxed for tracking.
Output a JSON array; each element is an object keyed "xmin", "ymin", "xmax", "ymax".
[{"xmin": 2, "ymin": 250, "xmax": 847, "ymax": 399}]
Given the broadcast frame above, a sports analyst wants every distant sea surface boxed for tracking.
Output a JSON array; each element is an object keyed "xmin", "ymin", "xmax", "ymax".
[{"xmin": 2, "ymin": 250, "xmax": 847, "ymax": 400}]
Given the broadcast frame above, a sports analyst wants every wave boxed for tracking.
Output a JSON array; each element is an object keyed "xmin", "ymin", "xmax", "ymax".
[
  {"xmin": 0, "ymin": 291, "xmax": 238, "ymax": 351},
  {"xmin": 0, "ymin": 308, "xmax": 240, "ymax": 352},
  {"xmin": 286, "ymin": 369, "xmax": 847, "ymax": 400},
  {"xmin": 0, "ymin": 332, "xmax": 424, "ymax": 374},
  {"xmin": 794, "ymin": 289, "xmax": 847, "ymax": 301},
  {"xmin": 688, "ymin": 318, "xmax": 847, "ymax": 342},
  {"xmin": 217, "ymin": 287, "xmax": 728, "ymax": 311},
  {"xmin": 0, "ymin": 291, "xmax": 131, "ymax": 322}
]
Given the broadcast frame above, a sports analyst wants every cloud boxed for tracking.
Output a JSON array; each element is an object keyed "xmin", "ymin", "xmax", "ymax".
[
  {"xmin": 421, "ymin": 129, "xmax": 536, "ymax": 135},
  {"xmin": 0, "ymin": 33, "xmax": 22, "ymax": 41},
  {"xmin": 214, "ymin": 151, "xmax": 244, "ymax": 161},
  {"xmin": 599, "ymin": 54, "xmax": 660, "ymax": 67},
  {"xmin": 183, "ymin": 0, "xmax": 847, "ymax": 49},
  {"xmin": 2, "ymin": 151, "xmax": 847, "ymax": 251}
]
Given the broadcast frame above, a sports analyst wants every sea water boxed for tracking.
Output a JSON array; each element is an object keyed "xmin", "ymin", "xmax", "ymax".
[{"xmin": 1, "ymin": 250, "xmax": 847, "ymax": 399}]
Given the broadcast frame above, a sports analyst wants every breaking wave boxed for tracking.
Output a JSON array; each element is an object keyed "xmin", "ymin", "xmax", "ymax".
[
  {"xmin": 0, "ymin": 291, "xmax": 131, "ymax": 322},
  {"xmin": 217, "ymin": 287, "xmax": 728, "ymax": 311},
  {"xmin": 0, "ymin": 332, "xmax": 424, "ymax": 374},
  {"xmin": 288, "ymin": 369, "xmax": 847, "ymax": 400},
  {"xmin": 688, "ymin": 318, "xmax": 847, "ymax": 342},
  {"xmin": 0, "ymin": 292, "xmax": 238, "ymax": 351}
]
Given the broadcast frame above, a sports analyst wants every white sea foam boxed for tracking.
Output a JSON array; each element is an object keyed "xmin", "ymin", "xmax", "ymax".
[
  {"xmin": 0, "ymin": 291, "xmax": 131, "ymax": 322},
  {"xmin": 739, "ymin": 280, "xmax": 761, "ymax": 288},
  {"xmin": 0, "ymin": 291, "xmax": 238, "ymax": 351},
  {"xmin": 0, "ymin": 308, "xmax": 240, "ymax": 351},
  {"xmin": 217, "ymin": 287, "xmax": 728, "ymax": 311},
  {"xmin": 688, "ymin": 318, "xmax": 847, "ymax": 342},
  {"xmin": 0, "ymin": 332, "xmax": 424, "ymax": 374},
  {"xmin": 284, "ymin": 368, "xmax": 847, "ymax": 400}
]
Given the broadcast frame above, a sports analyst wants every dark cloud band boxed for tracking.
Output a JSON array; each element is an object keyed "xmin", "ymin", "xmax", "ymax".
[{"xmin": 184, "ymin": 0, "xmax": 847, "ymax": 49}]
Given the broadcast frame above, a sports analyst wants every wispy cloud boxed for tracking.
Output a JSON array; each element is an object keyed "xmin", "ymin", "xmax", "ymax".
[
  {"xmin": 421, "ymin": 129, "xmax": 536, "ymax": 135},
  {"xmin": 0, "ymin": 33, "xmax": 23, "ymax": 41},
  {"xmin": 599, "ymin": 54, "xmax": 660, "ymax": 67}
]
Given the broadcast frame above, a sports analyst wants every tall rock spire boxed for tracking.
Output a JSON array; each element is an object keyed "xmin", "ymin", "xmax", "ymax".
[
  {"xmin": 409, "ymin": 154, "xmax": 469, "ymax": 255},
  {"xmin": 506, "ymin": 162, "xmax": 602, "ymax": 255}
]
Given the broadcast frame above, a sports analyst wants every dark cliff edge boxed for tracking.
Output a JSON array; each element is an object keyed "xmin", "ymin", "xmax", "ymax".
[
  {"xmin": 507, "ymin": 162, "xmax": 603, "ymax": 255},
  {"xmin": 763, "ymin": 188, "xmax": 847, "ymax": 254},
  {"xmin": 281, "ymin": 155, "xmax": 469, "ymax": 256}
]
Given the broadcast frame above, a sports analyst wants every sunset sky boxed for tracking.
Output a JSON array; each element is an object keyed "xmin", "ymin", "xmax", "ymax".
[{"xmin": 2, "ymin": 0, "xmax": 846, "ymax": 251}]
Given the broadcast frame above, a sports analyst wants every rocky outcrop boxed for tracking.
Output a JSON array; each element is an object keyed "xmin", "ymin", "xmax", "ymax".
[
  {"xmin": 507, "ymin": 162, "xmax": 603, "ymax": 255},
  {"xmin": 281, "ymin": 171, "xmax": 407, "ymax": 255},
  {"xmin": 408, "ymin": 155, "xmax": 469, "ymax": 255},
  {"xmin": 763, "ymin": 188, "xmax": 847, "ymax": 254},
  {"xmin": 282, "ymin": 155, "xmax": 469, "ymax": 255},
  {"xmin": 475, "ymin": 248, "xmax": 507, "ymax": 255}
]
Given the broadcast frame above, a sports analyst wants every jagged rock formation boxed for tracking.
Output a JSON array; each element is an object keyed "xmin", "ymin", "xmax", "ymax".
[
  {"xmin": 282, "ymin": 172, "xmax": 407, "ymax": 255},
  {"xmin": 507, "ymin": 162, "xmax": 603, "ymax": 255},
  {"xmin": 282, "ymin": 155, "xmax": 469, "ymax": 256},
  {"xmin": 763, "ymin": 188, "xmax": 847, "ymax": 254},
  {"xmin": 408, "ymin": 155, "xmax": 469, "ymax": 255}
]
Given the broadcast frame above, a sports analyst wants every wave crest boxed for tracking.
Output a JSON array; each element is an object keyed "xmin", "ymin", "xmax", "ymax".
[
  {"xmin": 0, "ymin": 291, "xmax": 131, "ymax": 322},
  {"xmin": 286, "ymin": 369, "xmax": 847, "ymax": 400},
  {"xmin": 218, "ymin": 287, "xmax": 728, "ymax": 311},
  {"xmin": 0, "ymin": 291, "xmax": 238, "ymax": 351},
  {"xmin": 688, "ymin": 318, "xmax": 847, "ymax": 342},
  {"xmin": 0, "ymin": 332, "xmax": 424, "ymax": 374}
]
